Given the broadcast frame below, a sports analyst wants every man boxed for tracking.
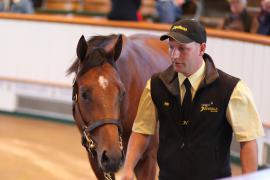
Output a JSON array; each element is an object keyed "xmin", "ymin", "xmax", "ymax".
[
  {"xmin": 257, "ymin": 0, "xmax": 270, "ymax": 35},
  {"xmin": 121, "ymin": 19, "xmax": 264, "ymax": 180},
  {"xmin": 219, "ymin": 0, "xmax": 258, "ymax": 33},
  {"xmin": 156, "ymin": 0, "xmax": 185, "ymax": 23}
]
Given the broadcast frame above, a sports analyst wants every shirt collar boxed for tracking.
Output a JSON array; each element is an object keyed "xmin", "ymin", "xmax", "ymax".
[{"xmin": 178, "ymin": 60, "xmax": 205, "ymax": 91}]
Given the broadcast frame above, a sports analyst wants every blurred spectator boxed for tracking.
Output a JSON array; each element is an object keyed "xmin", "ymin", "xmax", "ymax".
[
  {"xmin": 10, "ymin": 0, "xmax": 34, "ymax": 13},
  {"xmin": 194, "ymin": 0, "xmax": 230, "ymax": 19},
  {"xmin": 257, "ymin": 0, "xmax": 270, "ymax": 35},
  {"xmin": 108, "ymin": 0, "xmax": 141, "ymax": 21},
  {"xmin": 0, "ymin": 1, "xmax": 4, "ymax": 11},
  {"xmin": 219, "ymin": 0, "xmax": 258, "ymax": 33},
  {"xmin": 31, "ymin": 0, "xmax": 43, "ymax": 8},
  {"xmin": 0, "ymin": 0, "xmax": 10, "ymax": 11},
  {"xmin": 156, "ymin": 0, "xmax": 185, "ymax": 23},
  {"xmin": 0, "ymin": 0, "xmax": 34, "ymax": 13}
]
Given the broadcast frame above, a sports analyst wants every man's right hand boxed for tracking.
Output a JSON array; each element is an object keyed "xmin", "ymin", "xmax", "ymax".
[
  {"xmin": 120, "ymin": 167, "xmax": 135, "ymax": 180},
  {"xmin": 120, "ymin": 132, "xmax": 151, "ymax": 180}
]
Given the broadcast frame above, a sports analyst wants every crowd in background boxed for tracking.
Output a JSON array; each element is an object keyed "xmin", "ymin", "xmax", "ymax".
[
  {"xmin": 0, "ymin": 0, "xmax": 269, "ymax": 36},
  {"xmin": 107, "ymin": 0, "xmax": 270, "ymax": 36}
]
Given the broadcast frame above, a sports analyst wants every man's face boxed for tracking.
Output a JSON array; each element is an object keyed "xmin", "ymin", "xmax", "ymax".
[
  {"xmin": 168, "ymin": 39, "xmax": 204, "ymax": 77},
  {"xmin": 230, "ymin": 0, "xmax": 246, "ymax": 15},
  {"xmin": 262, "ymin": 0, "xmax": 270, "ymax": 12}
]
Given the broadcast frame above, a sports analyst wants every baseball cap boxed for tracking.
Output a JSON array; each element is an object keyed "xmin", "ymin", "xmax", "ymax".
[{"xmin": 160, "ymin": 19, "xmax": 207, "ymax": 44}]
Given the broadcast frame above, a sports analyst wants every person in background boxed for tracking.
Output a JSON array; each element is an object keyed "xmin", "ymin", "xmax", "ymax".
[
  {"xmin": 121, "ymin": 19, "xmax": 264, "ymax": 180},
  {"xmin": 194, "ymin": 0, "xmax": 231, "ymax": 19},
  {"xmin": 0, "ymin": 0, "xmax": 10, "ymax": 12},
  {"xmin": 108, "ymin": 0, "xmax": 141, "ymax": 21},
  {"xmin": 257, "ymin": 0, "xmax": 270, "ymax": 35},
  {"xmin": 219, "ymin": 0, "xmax": 258, "ymax": 33},
  {"xmin": 0, "ymin": 0, "xmax": 34, "ymax": 13},
  {"xmin": 156, "ymin": 0, "xmax": 187, "ymax": 23},
  {"xmin": 10, "ymin": 0, "xmax": 34, "ymax": 13},
  {"xmin": 0, "ymin": 0, "xmax": 3, "ymax": 11}
]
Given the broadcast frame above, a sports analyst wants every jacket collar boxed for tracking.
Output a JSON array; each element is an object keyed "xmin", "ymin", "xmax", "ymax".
[{"xmin": 159, "ymin": 53, "xmax": 219, "ymax": 96}]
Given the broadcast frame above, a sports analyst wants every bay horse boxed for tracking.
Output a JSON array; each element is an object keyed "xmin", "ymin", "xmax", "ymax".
[{"xmin": 67, "ymin": 34, "xmax": 170, "ymax": 180}]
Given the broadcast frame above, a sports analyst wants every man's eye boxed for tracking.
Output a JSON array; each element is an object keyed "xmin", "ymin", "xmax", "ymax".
[
  {"xmin": 169, "ymin": 47, "xmax": 174, "ymax": 52},
  {"xmin": 179, "ymin": 47, "xmax": 185, "ymax": 51}
]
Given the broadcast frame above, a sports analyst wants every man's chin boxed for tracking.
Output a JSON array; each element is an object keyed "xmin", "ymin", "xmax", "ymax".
[{"xmin": 173, "ymin": 65, "xmax": 184, "ymax": 73}]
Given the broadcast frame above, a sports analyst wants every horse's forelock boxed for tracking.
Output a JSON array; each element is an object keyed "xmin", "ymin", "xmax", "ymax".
[
  {"xmin": 66, "ymin": 58, "xmax": 79, "ymax": 75},
  {"xmin": 77, "ymin": 48, "xmax": 108, "ymax": 77},
  {"xmin": 88, "ymin": 34, "xmax": 118, "ymax": 49}
]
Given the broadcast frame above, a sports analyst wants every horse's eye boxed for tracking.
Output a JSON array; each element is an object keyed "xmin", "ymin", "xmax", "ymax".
[
  {"xmin": 81, "ymin": 91, "xmax": 89, "ymax": 100},
  {"xmin": 120, "ymin": 90, "xmax": 126, "ymax": 101}
]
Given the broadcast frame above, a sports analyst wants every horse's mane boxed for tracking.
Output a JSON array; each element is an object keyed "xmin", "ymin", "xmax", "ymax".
[{"xmin": 67, "ymin": 34, "xmax": 118, "ymax": 75}]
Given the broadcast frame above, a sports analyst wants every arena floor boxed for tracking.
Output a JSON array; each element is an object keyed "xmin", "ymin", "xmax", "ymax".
[
  {"xmin": 0, "ymin": 114, "xmax": 96, "ymax": 180},
  {"xmin": 0, "ymin": 114, "xmax": 241, "ymax": 180}
]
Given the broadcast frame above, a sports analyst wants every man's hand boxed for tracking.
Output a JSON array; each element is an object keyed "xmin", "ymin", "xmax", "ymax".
[
  {"xmin": 120, "ymin": 132, "xmax": 150, "ymax": 180},
  {"xmin": 120, "ymin": 167, "xmax": 135, "ymax": 180}
]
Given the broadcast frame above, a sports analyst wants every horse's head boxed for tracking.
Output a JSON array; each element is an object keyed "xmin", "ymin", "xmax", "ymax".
[{"xmin": 68, "ymin": 34, "xmax": 125, "ymax": 173}]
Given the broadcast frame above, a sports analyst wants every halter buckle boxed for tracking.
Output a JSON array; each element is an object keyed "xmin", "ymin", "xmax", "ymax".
[
  {"xmin": 119, "ymin": 135, "xmax": 123, "ymax": 150},
  {"xmin": 104, "ymin": 173, "xmax": 113, "ymax": 180},
  {"xmin": 83, "ymin": 127, "xmax": 96, "ymax": 157}
]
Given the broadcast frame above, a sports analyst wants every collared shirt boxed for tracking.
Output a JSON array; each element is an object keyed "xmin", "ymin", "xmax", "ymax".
[{"xmin": 132, "ymin": 61, "xmax": 264, "ymax": 142}]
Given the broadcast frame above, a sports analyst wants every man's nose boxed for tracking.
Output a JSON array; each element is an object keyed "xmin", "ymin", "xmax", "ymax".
[{"xmin": 170, "ymin": 48, "xmax": 180, "ymax": 59}]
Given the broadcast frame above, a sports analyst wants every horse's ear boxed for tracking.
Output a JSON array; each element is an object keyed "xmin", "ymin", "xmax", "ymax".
[
  {"xmin": 112, "ymin": 34, "xmax": 122, "ymax": 61},
  {"xmin": 77, "ymin": 35, "xmax": 88, "ymax": 62}
]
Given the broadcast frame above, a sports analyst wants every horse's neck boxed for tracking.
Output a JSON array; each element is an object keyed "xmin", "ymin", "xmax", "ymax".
[{"xmin": 118, "ymin": 40, "xmax": 147, "ymax": 87}]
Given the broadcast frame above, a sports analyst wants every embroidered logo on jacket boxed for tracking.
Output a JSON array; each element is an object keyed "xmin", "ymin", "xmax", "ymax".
[{"xmin": 200, "ymin": 102, "xmax": 218, "ymax": 112}]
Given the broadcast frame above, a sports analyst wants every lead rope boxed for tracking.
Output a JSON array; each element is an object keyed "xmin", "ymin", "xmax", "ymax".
[{"xmin": 103, "ymin": 133, "xmax": 123, "ymax": 180}]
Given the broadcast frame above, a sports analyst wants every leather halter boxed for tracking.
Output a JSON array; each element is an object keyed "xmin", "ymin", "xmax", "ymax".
[{"xmin": 72, "ymin": 77, "xmax": 123, "ymax": 180}]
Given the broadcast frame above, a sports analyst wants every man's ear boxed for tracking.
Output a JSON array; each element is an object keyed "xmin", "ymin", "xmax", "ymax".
[{"xmin": 199, "ymin": 43, "xmax": 206, "ymax": 56}]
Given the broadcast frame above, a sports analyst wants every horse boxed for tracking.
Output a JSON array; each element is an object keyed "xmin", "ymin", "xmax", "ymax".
[{"xmin": 67, "ymin": 33, "xmax": 170, "ymax": 180}]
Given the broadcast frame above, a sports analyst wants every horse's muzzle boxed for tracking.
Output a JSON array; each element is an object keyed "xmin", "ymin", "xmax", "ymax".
[{"xmin": 100, "ymin": 150, "xmax": 124, "ymax": 173}]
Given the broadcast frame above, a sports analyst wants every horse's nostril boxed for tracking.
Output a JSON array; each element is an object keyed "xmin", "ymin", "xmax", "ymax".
[
  {"xmin": 121, "ymin": 151, "xmax": 125, "ymax": 161},
  {"xmin": 101, "ymin": 150, "xmax": 122, "ymax": 172},
  {"xmin": 101, "ymin": 151, "xmax": 110, "ymax": 164},
  {"xmin": 119, "ymin": 150, "xmax": 125, "ymax": 166}
]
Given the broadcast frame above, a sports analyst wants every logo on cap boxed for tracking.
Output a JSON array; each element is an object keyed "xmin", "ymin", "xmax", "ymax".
[{"xmin": 172, "ymin": 25, "xmax": 188, "ymax": 32}]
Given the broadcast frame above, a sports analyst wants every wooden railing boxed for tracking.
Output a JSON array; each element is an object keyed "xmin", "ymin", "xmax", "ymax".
[
  {"xmin": 43, "ymin": 0, "xmax": 82, "ymax": 11},
  {"xmin": 1, "ymin": 13, "xmax": 270, "ymax": 45}
]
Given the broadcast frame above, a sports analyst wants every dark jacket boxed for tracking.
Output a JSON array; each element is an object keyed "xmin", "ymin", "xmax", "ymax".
[
  {"xmin": 257, "ymin": 11, "xmax": 270, "ymax": 35},
  {"xmin": 107, "ymin": 0, "xmax": 141, "ymax": 21},
  {"xmin": 151, "ymin": 54, "xmax": 239, "ymax": 180}
]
